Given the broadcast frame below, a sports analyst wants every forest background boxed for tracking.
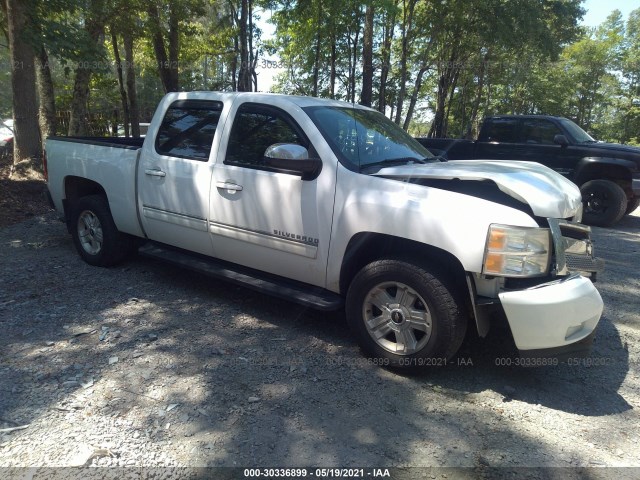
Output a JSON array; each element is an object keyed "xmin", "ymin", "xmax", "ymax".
[{"xmin": 2, "ymin": 0, "xmax": 640, "ymax": 166}]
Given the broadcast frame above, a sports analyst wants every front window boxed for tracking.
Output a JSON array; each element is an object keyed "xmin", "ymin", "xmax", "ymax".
[
  {"xmin": 558, "ymin": 118, "xmax": 596, "ymax": 144},
  {"xmin": 521, "ymin": 119, "xmax": 563, "ymax": 145},
  {"xmin": 225, "ymin": 103, "xmax": 306, "ymax": 168},
  {"xmin": 303, "ymin": 106, "xmax": 434, "ymax": 171}
]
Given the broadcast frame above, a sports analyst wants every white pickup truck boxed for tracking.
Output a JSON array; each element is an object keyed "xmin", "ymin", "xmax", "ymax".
[{"xmin": 45, "ymin": 92, "xmax": 604, "ymax": 367}]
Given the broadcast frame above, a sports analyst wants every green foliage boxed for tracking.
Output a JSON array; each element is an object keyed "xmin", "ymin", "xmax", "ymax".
[{"xmin": 2, "ymin": 0, "xmax": 639, "ymax": 145}]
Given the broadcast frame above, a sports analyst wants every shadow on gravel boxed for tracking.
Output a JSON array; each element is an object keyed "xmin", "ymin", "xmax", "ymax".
[
  {"xmin": 405, "ymin": 315, "xmax": 631, "ymax": 417},
  {"xmin": 614, "ymin": 213, "xmax": 640, "ymax": 230},
  {"xmin": 0, "ymin": 214, "xmax": 634, "ymax": 469}
]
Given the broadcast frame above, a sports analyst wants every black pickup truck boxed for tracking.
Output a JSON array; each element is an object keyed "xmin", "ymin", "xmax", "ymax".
[{"xmin": 416, "ymin": 115, "xmax": 640, "ymax": 227}]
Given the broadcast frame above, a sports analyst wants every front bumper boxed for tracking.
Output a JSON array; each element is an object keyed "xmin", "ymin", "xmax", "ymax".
[
  {"xmin": 633, "ymin": 178, "xmax": 640, "ymax": 196},
  {"xmin": 499, "ymin": 274, "xmax": 603, "ymax": 353}
]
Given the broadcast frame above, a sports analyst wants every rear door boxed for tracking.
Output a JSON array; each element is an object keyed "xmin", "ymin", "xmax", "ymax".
[
  {"xmin": 137, "ymin": 99, "xmax": 224, "ymax": 255},
  {"xmin": 475, "ymin": 117, "xmax": 529, "ymax": 160},
  {"xmin": 209, "ymin": 100, "xmax": 337, "ymax": 287}
]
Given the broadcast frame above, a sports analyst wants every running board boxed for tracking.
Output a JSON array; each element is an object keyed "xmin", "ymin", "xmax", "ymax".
[{"xmin": 139, "ymin": 243, "xmax": 344, "ymax": 311}]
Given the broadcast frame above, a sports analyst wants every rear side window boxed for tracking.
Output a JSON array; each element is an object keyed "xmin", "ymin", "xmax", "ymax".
[
  {"xmin": 482, "ymin": 118, "xmax": 520, "ymax": 143},
  {"xmin": 155, "ymin": 100, "xmax": 223, "ymax": 161},
  {"xmin": 225, "ymin": 103, "xmax": 307, "ymax": 168}
]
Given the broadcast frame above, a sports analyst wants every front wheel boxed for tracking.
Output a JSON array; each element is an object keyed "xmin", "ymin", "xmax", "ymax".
[
  {"xmin": 345, "ymin": 259, "xmax": 467, "ymax": 368},
  {"xmin": 580, "ymin": 179, "xmax": 627, "ymax": 227},
  {"xmin": 70, "ymin": 195, "xmax": 136, "ymax": 267}
]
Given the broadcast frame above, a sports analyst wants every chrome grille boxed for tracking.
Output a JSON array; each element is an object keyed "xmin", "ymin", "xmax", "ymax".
[
  {"xmin": 547, "ymin": 219, "xmax": 604, "ymax": 277},
  {"xmin": 566, "ymin": 254, "xmax": 605, "ymax": 273}
]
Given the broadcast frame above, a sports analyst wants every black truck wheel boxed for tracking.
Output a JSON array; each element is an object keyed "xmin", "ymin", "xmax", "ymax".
[
  {"xmin": 580, "ymin": 180, "xmax": 627, "ymax": 227},
  {"xmin": 70, "ymin": 195, "xmax": 136, "ymax": 267},
  {"xmin": 345, "ymin": 259, "xmax": 467, "ymax": 368},
  {"xmin": 625, "ymin": 197, "xmax": 640, "ymax": 216}
]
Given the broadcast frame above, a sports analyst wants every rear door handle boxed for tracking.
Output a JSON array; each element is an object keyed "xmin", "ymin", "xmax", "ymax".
[
  {"xmin": 145, "ymin": 169, "xmax": 166, "ymax": 177},
  {"xmin": 216, "ymin": 182, "xmax": 243, "ymax": 192}
]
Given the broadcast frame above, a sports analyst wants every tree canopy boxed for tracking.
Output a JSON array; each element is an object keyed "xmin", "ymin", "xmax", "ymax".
[{"xmin": 1, "ymin": 0, "xmax": 639, "ymax": 165}]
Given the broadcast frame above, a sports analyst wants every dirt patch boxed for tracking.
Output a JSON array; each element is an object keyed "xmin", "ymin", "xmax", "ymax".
[{"xmin": 0, "ymin": 154, "xmax": 53, "ymax": 228}]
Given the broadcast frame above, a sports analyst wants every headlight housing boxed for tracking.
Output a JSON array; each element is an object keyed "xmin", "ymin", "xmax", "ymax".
[{"xmin": 483, "ymin": 225, "xmax": 551, "ymax": 277}]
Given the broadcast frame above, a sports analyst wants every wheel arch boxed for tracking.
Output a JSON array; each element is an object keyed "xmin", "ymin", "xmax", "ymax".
[
  {"xmin": 339, "ymin": 233, "xmax": 471, "ymax": 310},
  {"xmin": 63, "ymin": 176, "xmax": 108, "ymax": 223},
  {"xmin": 574, "ymin": 158, "xmax": 633, "ymax": 194}
]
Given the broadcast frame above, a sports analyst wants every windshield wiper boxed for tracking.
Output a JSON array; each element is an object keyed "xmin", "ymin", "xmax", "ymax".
[{"xmin": 360, "ymin": 157, "xmax": 430, "ymax": 172}]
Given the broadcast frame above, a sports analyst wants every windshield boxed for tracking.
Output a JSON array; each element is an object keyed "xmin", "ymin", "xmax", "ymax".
[
  {"xmin": 303, "ymin": 106, "xmax": 435, "ymax": 171},
  {"xmin": 559, "ymin": 118, "xmax": 595, "ymax": 143}
]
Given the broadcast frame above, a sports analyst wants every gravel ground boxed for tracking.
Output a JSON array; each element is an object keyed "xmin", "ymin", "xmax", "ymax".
[{"xmin": 0, "ymin": 210, "xmax": 639, "ymax": 478}]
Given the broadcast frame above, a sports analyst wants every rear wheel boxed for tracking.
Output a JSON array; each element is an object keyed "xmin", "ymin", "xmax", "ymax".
[
  {"xmin": 580, "ymin": 179, "xmax": 627, "ymax": 227},
  {"xmin": 625, "ymin": 197, "xmax": 640, "ymax": 215},
  {"xmin": 346, "ymin": 259, "xmax": 467, "ymax": 368},
  {"xmin": 70, "ymin": 195, "xmax": 136, "ymax": 267}
]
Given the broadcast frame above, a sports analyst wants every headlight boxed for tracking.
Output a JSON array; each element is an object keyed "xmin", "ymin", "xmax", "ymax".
[{"xmin": 483, "ymin": 225, "xmax": 551, "ymax": 277}]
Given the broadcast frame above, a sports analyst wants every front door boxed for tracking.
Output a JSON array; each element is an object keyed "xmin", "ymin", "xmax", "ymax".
[
  {"xmin": 519, "ymin": 118, "xmax": 582, "ymax": 177},
  {"xmin": 209, "ymin": 101, "xmax": 336, "ymax": 287}
]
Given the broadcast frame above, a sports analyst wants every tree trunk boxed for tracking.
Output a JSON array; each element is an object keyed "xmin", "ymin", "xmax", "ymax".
[
  {"xmin": 68, "ymin": 68, "xmax": 93, "ymax": 136},
  {"xmin": 147, "ymin": 3, "xmax": 178, "ymax": 93},
  {"xmin": 168, "ymin": 3, "xmax": 179, "ymax": 90},
  {"xmin": 378, "ymin": 3, "xmax": 397, "ymax": 113},
  {"xmin": 249, "ymin": 0, "xmax": 258, "ymax": 91},
  {"xmin": 312, "ymin": 3, "xmax": 322, "ymax": 97},
  {"xmin": 394, "ymin": 0, "xmax": 416, "ymax": 124},
  {"xmin": 68, "ymin": 14, "xmax": 104, "ymax": 136},
  {"xmin": 111, "ymin": 27, "xmax": 130, "ymax": 137},
  {"xmin": 429, "ymin": 46, "xmax": 461, "ymax": 138},
  {"xmin": 231, "ymin": 35, "xmax": 238, "ymax": 91},
  {"xmin": 237, "ymin": 0, "xmax": 250, "ymax": 91},
  {"xmin": 330, "ymin": 31, "xmax": 336, "ymax": 99},
  {"xmin": 123, "ymin": 30, "xmax": 140, "ymax": 137},
  {"xmin": 351, "ymin": 27, "xmax": 360, "ymax": 104},
  {"xmin": 5, "ymin": 0, "xmax": 41, "ymax": 164},
  {"xmin": 468, "ymin": 51, "xmax": 488, "ymax": 139},
  {"xmin": 35, "ymin": 45, "xmax": 56, "ymax": 145},
  {"xmin": 360, "ymin": 3, "xmax": 374, "ymax": 106},
  {"xmin": 402, "ymin": 65, "xmax": 427, "ymax": 130}
]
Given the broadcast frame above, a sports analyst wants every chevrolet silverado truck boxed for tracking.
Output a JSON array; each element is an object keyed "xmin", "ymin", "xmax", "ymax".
[
  {"xmin": 416, "ymin": 115, "xmax": 640, "ymax": 227},
  {"xmin": 45, "ymin": 93, "xmax": 604, "ymax": 368}
]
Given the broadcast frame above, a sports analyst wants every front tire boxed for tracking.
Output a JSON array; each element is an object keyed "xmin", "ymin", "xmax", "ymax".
[
  {"xmin": 70, "ymin": 195, "xmax": 135, "ymax": 267},
  {"xmin": 346, "ymin": 259, "xmax": 467, "ymax": 368},
  {"xmin": 580, "ymin": 179, "xmax": 627, "ymax": 227}
]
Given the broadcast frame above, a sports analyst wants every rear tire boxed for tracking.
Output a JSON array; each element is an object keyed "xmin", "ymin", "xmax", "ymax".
[
  {"xmin": 625, "ymin": 197, "xmax": 640, "ymax": 215},
  {"xmin": 69, "ymin": 195, "xmax": 136, "ymax": 267},
  {"xmin": 345, "ymin": 259, "xmax": 467, "ymax": 368},
  {"xmin": 580, "ymin": 179, "xmax": 627, "ymax": 227}
]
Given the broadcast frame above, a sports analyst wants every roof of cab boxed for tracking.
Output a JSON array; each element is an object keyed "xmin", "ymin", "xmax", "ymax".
[{"xmin": 164, "ymin": 91, "xmax": 373, "ymax": 110}]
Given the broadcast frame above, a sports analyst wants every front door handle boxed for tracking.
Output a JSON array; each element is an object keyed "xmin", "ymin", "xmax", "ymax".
[
  {"xmin": 145, "ymin": 169, "xmax": 166, "ymax": 177},
  {"xmin": 216, "ymin": 181, "xmax": 243, "ymax": 192}
]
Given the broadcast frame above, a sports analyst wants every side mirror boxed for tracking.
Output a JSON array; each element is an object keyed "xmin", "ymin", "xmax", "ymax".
[
  {"xmin": 554, "ymin": 134, "xmax": 569, "ymax": 147},
  {"xmin": 263, "ymin": 144, "xmax": 322, "ymax": 181}
]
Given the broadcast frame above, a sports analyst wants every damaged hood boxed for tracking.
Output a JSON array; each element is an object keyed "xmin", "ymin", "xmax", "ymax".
[{"xmin": 373, "ymin": 160, "xmax": 582, "ymax": 219}]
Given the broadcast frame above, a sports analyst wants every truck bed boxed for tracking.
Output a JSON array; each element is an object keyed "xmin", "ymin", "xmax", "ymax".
[{"xmin": 45, "ymin": 135, "xmax": 145, "ymax": 237}]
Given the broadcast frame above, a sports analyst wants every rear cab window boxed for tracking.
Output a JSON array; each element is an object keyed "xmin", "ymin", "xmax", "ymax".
[{"xmin": 155, "ymin": 100, "xmax": 223, "ymax": 161}]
